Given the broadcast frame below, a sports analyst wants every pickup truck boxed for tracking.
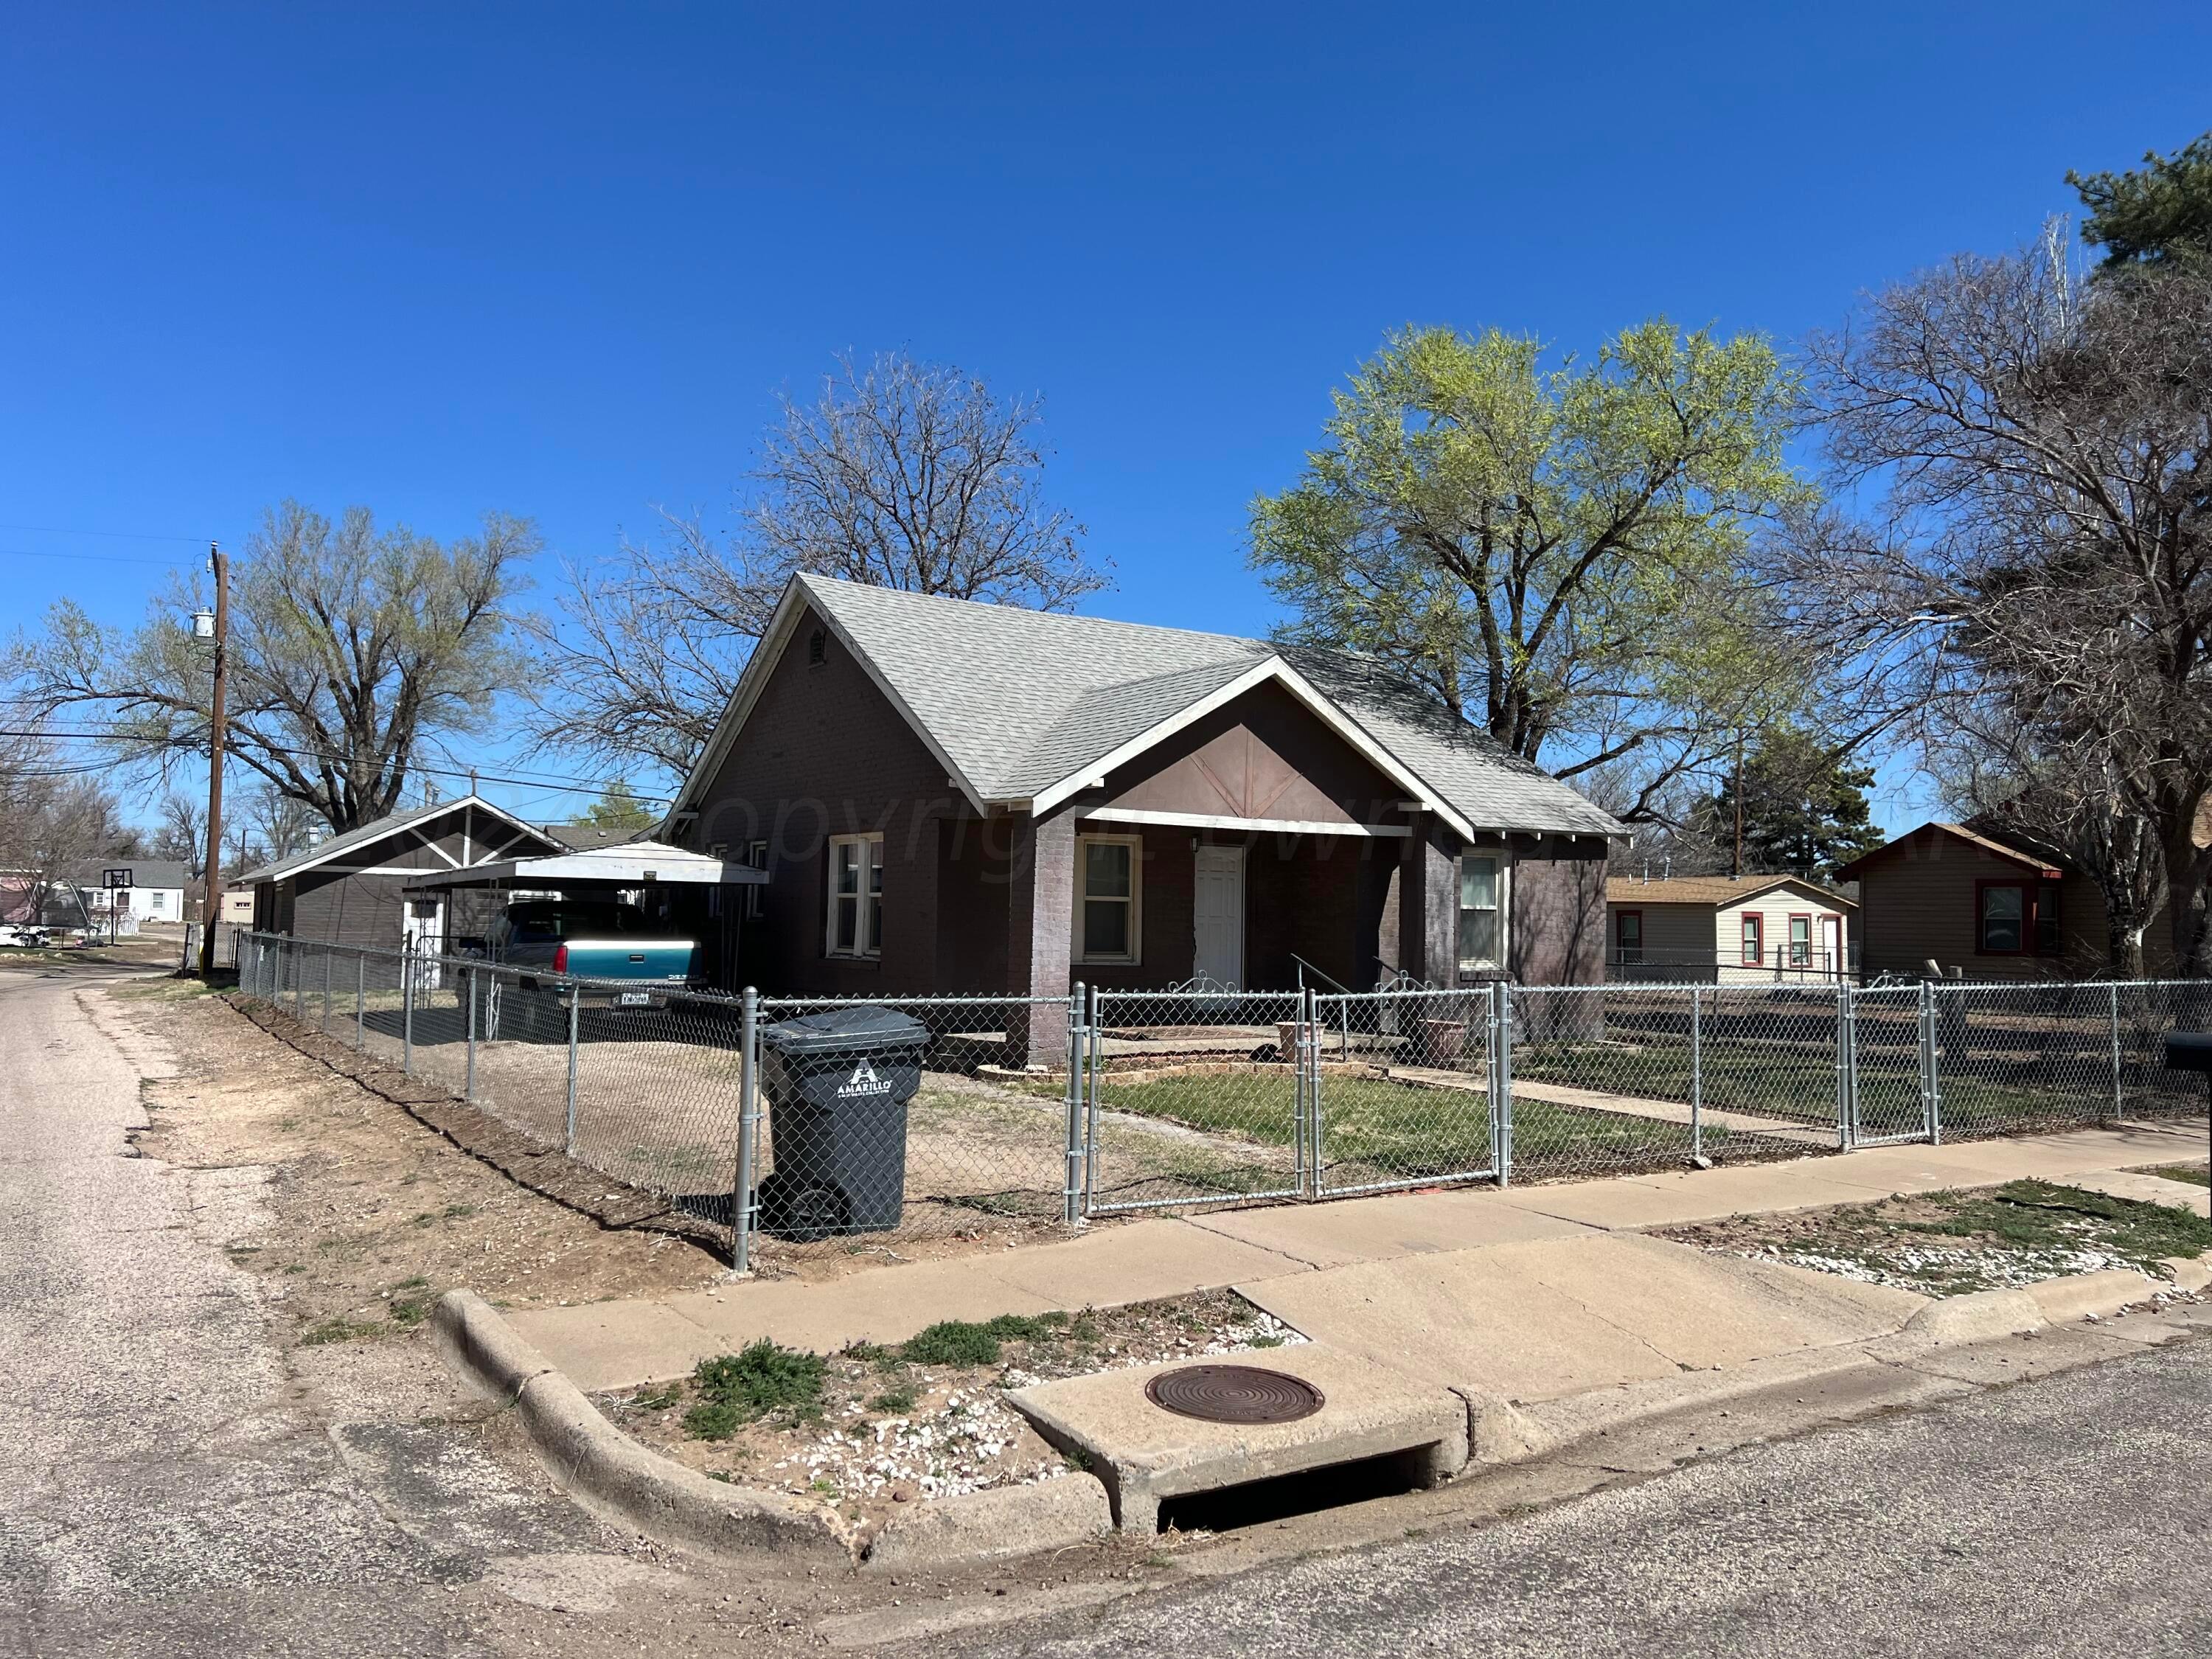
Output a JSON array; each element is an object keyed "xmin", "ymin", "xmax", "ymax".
[{"xmin": 471, "ymin": 899, "xmax": 700, "ymax": 1020}]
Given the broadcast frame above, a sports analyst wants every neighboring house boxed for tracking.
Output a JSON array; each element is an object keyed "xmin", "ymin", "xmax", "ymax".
[
  {"xmin": 242, "ymin": 796, "xmax": 565, "ymax": 953},
  {"xmin": 1605, "ymin": 874, "xmax": 1856, "ymax": 982},
  {"xmin": 661, "ymin": 575, "xmax": 1622, "ymax": 1032},
  {"xmin": 1839, "ymin": 816, "xmax": 2212, "ymax": 981},
  {"xmin": 219, "ymin": 886, "xmax": 255, "ymax": 925},
  {"xmin": 542, "ymin": 822, "xmax": 644, "ymax": 852},
  {"xmin": 58, "ymin": 860, "xmax": 189, "ymax": 926}
]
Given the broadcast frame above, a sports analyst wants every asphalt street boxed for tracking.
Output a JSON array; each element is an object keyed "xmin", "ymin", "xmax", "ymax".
[
  {"xmin": 0, "ymin": 966, "xmax": 674, "ymax": 1659},
  {"xmin": 953, "ymin": 1333, "xmax": 2212, "ymax": 1658}
]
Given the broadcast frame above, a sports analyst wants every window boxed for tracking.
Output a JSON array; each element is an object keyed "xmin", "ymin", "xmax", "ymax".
[
  {"xmin": 1789, "ymin": 914, "xmax": 1811, "ymax": 967},
  {"xmin": 1978, "ymin": 882, "xmax": 2026, "ymax": 953},
  {"xmin": 1615, "ymin": 909, "xmax": 1643, "ymax": 964},
  {"xmin": 827, "ymin": 835, "xmax": 883, "ymax": 957},
  {"xmin": 745, "ymin": 838, "xmax": 768, "ymax": 919},
  {"xmin": 1740, "ymin": 912, "xmax": 1763, "ymax": 966},
  {"xmin": 150, "ymin": 891, "xmax": 166, "ymax": 914},
  {"xmin": 1458, "ymin": 855, "xmax": 1504, "ymax": 972},
  {"xmin": 2036, "ymin": 882, "xmax": 2061, "ymax": 954},
  {"xmin": 1074, "ymin": 835, "xmax": 1141, "ymax": 963}
]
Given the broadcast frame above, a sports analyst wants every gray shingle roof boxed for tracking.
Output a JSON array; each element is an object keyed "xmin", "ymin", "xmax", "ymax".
[
  {"xmin": 66, "ymin": 859, "xmax": 187, "ymax": 888},
  {"xmin": 796, "ymin": 577, "xmax": 1620, "ymax": 839}
]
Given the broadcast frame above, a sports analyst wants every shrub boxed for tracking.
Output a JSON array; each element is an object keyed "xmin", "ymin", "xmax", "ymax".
[{"xmin": 681, "ymin": 1340, "xmax": 826, "ymax": 1439}]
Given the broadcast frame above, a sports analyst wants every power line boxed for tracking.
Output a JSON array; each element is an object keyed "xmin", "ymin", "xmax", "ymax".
[
  {"xmin": 0, "ymin": 725, "xmax": 669, "ymax": 807},
  {"xmin": 0, "ymin": 546, "xmax": 194, "ymax": 568},
  {"xmin": 0, "ymin": 521, "xmax": 211, "ymax": 543}
]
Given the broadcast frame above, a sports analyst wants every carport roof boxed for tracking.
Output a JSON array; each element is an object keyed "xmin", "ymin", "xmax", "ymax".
[{"xmin": 400, "ymin": 838, "xmax": 766, "ymax": 891}]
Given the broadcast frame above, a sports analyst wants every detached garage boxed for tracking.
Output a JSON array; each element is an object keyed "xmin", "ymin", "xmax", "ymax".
[{"xmin": 243, "ymin": 795, "xmax": 565, "ymax": 953}]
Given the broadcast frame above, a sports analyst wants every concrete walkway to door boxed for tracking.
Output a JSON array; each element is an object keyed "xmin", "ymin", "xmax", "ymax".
[{"xmin": 507, "ymin": 1119, "xmax": 2208, "ymax": 1394}]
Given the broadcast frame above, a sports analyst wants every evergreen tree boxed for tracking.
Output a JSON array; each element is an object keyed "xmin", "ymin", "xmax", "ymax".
[{"xmin": 1712, "ymin": 728, "xmax": 1882, "ymax": 880}]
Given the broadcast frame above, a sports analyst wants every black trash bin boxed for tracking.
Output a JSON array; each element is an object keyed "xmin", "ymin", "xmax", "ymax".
[{"xmin": 756, "ymin": 1006, "xmax": 928, "ymax": 1240}]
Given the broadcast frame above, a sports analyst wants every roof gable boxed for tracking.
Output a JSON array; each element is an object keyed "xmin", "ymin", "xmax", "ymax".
[
  {"xmin": 1606, "ymin": 874, "xmax": 1857, "ymax": 911},
  {"xmin": 1834, "ymin": 821, "xmax": 2064, "ymax": 883},
  {"xmin": 672, "ymin": 577, "xmax": 1622, "ymax": 842},
  {"xmin": 241, "ymin": 796, "xmax": 563, "ymax": 884}
]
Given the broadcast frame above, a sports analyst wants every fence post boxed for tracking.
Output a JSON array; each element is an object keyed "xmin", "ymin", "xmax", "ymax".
[
  {"xmin": 1491, "ymin": 980, "xmax": 1514, "ymax": 1188},
  {"xmin": 1835, "ymin": 983, "xmax": 1855, "ymax": 1150},
  {"xmin": 465, "ymin": 963, "xmax": 479, "ymax": 1103},
  {"xmin": 1919, "ymin": 978, "xmax": 1943, "ymax": 1144},
  {"xmin": 401, "ymin": 945, "xmax": 415, "ymax": 1075},
  {"xmin": 563, "ymin": 979, "xmax": 581, "ymax": 1155},
  {"xmin": 1085, "ymin": 986, "xmax": 1102, "ymax": 1216},
  {"xmin": 2107, "ymin": 982, "xmax": 2124, "ymax": 1125},
  {"xmin": 1689, "ymin": 984, "xmax": 1704, "ymax": 1163},
  {"xmin": 730, "ymin": 987, "xmax": 760, "ymax": 1273},
  {"xmin": 1292, "ymin": 995, "xmax": 1310, "ymax": 1203},
  {"xmin": 1063, "ymin": 981, "xmax": 1086, "ymax": 1227},
  {"xmin": 355, "ymin": 951, "xmax": 366, "ymax": 1048}
]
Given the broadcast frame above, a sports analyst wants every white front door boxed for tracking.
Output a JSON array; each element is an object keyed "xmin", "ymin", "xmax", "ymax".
[
  {"xmin": 1820, "ymin": 914, "xmax": 1841, "ymax": 978},
  {"xmin": 1192, "ymin": 846, "xmax": 1245, "ymax": 990},
  {"xmin": 405, "ymin": 898, "xmax": 446, "ymax": 990}
]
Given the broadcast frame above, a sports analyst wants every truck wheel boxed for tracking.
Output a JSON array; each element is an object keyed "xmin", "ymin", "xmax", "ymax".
[{"xmin": 758, "ymin": 1170, "xmax": 849, "ymax": 1242}]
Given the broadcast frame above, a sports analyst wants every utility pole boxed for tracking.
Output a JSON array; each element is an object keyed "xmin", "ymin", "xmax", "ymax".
[
  {"xmin": 1731, "ymin": 728, "xmax": 1746, "ymax": 880},
  {"xmin": 196, "ymin": 544, "xmax": 229, "ymax": 978}
]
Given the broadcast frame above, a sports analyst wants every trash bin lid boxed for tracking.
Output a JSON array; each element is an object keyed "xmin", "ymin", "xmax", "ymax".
[{"xmin": 762, "ymin": 1004, "xmax": 929, "ymax": 1055}]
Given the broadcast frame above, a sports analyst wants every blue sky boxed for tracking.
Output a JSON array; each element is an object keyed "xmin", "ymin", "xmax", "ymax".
[{"xmin": 4, "ymin": 2, "xmax": 2208, "ymax": 831}]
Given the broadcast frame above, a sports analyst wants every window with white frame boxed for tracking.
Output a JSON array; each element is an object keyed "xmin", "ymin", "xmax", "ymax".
[
  {"xmin": 826, "ymin": 834, "xmax": 883, "ymax": 958},
  {"xmin": 150, "ymin": 891, "xmax": 167, "ymax": 914},
  {"xmin": 1457, "ymin": 854, "xmax": 1504, "ymax": 972},
  {"xmin": 1074, "ymin": 835, "xmax": 1141, "ymax": 963}
]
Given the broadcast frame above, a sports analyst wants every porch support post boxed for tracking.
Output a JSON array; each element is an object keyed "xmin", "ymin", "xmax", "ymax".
[
  {"xmin": 1005, "ymin": 806, "xmax": 1077, "ymax": 1067},
  {"xmin": 1406, "ymin": 818, "xmax": 1458, "ymax": 988}
]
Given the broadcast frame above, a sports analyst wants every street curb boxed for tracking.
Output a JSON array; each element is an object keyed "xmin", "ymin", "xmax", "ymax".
[
  {"xmin": 860, "ymin": 1475, "xmax": 1114, "ymax": 1573},
  {"xmin": 1453, "ymin": 1256, "xmax": 2207, "ymax": 1475},
  {"xmin": 431, "ymin": 1290, "xmax": 852, "ymax": 1566}
]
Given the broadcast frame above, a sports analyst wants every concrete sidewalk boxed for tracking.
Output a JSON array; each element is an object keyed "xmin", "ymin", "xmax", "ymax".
[{"xmin": 507, "ymin": 1120, "xmax": 2207, "ymax": 1392}]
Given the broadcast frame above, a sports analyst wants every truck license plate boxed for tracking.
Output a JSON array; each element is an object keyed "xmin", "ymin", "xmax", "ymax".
[{"xmin": 616, "ymin": 992, "xmax": 652, "ymax": 1007}]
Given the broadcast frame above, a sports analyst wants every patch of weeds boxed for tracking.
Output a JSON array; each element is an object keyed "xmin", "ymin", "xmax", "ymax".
[
  {"xmin": 683, "ymin": 1340, "xmax": 827, "ymax": 1440},
  {"xmin": 866, "ymin": 1385, "xmax": 919, "ymax": 1414},
  {"xmin": 278, "ymin": 1118, "xmax": 300, "ymax": 1132},
  {"xmin": 283, "ymin": 1264, "xmax": 306, "ymax": 1275},
  {"xmin": 299, "ymin": 1317, "xmax": 382, "ymax": 1347},
  {"xmin": 2146, "ymin": 1164, "xmax": 2211, "ymax": 1190},
  {"xmin": 841, "ymin": 1340, "xmax": 897, "ymax": 1368},
  {"xmin": 1249, "ymin": 1334, "xmax": 1285, "ymax": 1349},
  {"xmin": 410, "ymin": 1213, "xmax": 437, "ymax": 1228},
  {"xmin": 706, "ymin": 1470, "xmax": 735, "ymax": 1484},
  {"xmin": 442, "ymin": 1203, "xmax": 476, "ymax": 1220},
  {"xmin": 899, "ymin": 1311, "xmax": 1069, "ymax": 1368},
  {"xmin": 634, "ymin": 1381, "xmax": 683, "ymax": 1411},
  {"xmin": 1061, "ymin": 1446, "xmax": 1093, "ymax": 1472},
  {"xmin": 387, "ymin": 1295, "xmax": 432, "ymax": 1328}
]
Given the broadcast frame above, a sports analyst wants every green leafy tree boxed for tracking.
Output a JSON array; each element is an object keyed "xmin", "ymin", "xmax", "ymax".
[
  {"xmin": 1711, "ymin": 726, "xmax": 1883, "ymax": 880},
  {"xmin": 2069, "ymin": 131, "xmax": 2212, "ymax": 269},
  {"xmin": 1249, "ymin": 322, "xmax": 1814, "ymax": 821},
  {"xmin": 7, "ymin": 502, "xmax": 533, "ymax": 832},
  {"xmin": 582, "ymin": 780, "xmax": 655, "ymax": 834}
]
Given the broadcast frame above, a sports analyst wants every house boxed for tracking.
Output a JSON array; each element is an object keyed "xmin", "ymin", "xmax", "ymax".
[
  {"xmin": 1604, "ymin": 873, "xmax": 1856, "ymax": 981},
  {"xmin": 660, "ymin": 576, "xmax": 1623, "ymax": 1045},
  {"xmin": 241, "ymin": 795, "xmax": 566, "ymax": 953},
  {"xmin": 58, "ymin": 860, "xmax": 189, "ymax": 928},
  {"xmin": 218, "ymin": 886, "xmax": 255, "ymax": 925}
]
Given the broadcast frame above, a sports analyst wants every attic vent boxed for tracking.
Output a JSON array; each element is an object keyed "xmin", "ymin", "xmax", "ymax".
[{"xmin": 807, "ymin": 628, "xmax": 827, "ymax": 665}]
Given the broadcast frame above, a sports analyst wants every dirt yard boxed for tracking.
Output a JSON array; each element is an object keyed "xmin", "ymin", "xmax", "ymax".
[
  {"xmin": 1657, "ymin": 1178, "xmax": 2212, "ymax": 1297},
  {"xmin": 109, "ymin": 976, "xmax": 731, "ymax": 1344}
]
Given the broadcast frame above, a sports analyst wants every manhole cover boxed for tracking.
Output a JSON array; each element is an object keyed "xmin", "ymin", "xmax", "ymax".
[{"xmin": 1144, "ymin": 1364, "xmax": 1325, "ymax": 1425}]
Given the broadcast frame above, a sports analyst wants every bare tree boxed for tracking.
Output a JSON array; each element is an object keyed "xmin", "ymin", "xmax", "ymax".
[
  {"xmin": 153, "ymin": 792, "xmax": 208, "ymax": 883},
  {"xmin": 1781, "ymin": 236, "xmax": 2212, "ymax": 974},
  {"xmin": 524, "ymin": 351, "xmax": 1107, "ymax": 780},
  {"xmin": 7, "ymin": 502, "xmax": 533, "ymax": 832},
  {"xmin": 242, "ymin": 781, "xmax": 321, "ymax": 861}
]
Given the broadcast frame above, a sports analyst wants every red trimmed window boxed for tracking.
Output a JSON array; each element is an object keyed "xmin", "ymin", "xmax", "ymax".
[
  {"xmin": 1615, "ymin": 910, "xmax": 1643, "ymax": 963},
  {"xmin": 1740, "ymin": 913, "xmax": 1762, "ymax": 966},
  {"xmin": 1978, "ymin": 880, "xmax": 2062, "ymax": 955}
]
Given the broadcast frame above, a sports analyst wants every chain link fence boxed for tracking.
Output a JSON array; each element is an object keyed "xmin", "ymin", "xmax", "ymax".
[{"xmin": 231, "ymin": 933, "xmax": 2211, "ymax": 1269}]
